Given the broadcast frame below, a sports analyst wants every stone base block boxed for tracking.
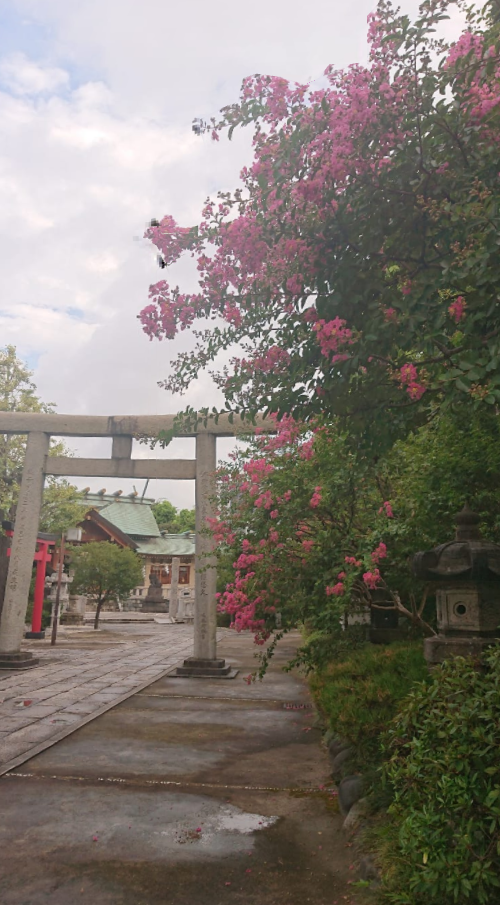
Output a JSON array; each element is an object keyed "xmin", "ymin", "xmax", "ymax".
[
  {"xmin": 424, "ymin": 634, "xmax": 498, "ymax": 666},
  {"xmin": 24, "ymin": 630, "xmax": 46, "ymax": 640},
  {"xmin": 141, "ymin": 602, "xmax": 169, "ymax": 614},
  {"xmin": 60, "ymin": 613, "xmax": 84, "ymax": 626},
  {"xmin": 0, "ymin": 651, "xmax": 39, "ymax": 670},
  {"xmin": 173, "ymin": 657, "xmax": 239, "ymax": 679}
]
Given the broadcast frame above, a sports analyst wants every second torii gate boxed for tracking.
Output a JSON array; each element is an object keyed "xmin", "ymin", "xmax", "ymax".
[{"xmin": 0, "ymin": 412, "xmax": 272, "ymax": 673}]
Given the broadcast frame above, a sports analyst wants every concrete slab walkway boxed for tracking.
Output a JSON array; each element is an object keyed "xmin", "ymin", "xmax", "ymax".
[
  {"xmin": 0, "ymin": 624, "xmax": 197, "ymax": 773},
  {"xmin": 0, "ymin": 631, "xmax": 360, "ymax": 905}
]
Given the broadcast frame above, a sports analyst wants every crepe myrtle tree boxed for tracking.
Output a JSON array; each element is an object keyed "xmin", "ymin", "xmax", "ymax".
[
  {"xmin": 208, "ymin": 415, "xmax": 432, "ymax": 676},
  {"xmin": 140, "ymin": 1, "xmax": 500, "ymax": 444},
  {"xmin": 70, "ymin": 542, "xmax": 143, "ymax": 630}
]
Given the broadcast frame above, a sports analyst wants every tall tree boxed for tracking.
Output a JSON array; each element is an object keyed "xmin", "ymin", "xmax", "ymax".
[
  {"xmin": 0, "ymin": 345, "xmax": 82, "ymax": 530},
  {"xmin": 152, "ymin": 499, "xmax": 195, "ymax": 533},
  {"xmin": 0, "ymin": 345, "xmax": 52, "ymax": 514},
  {"xmin": 70, "ymin": 542, "xmax": 143, "ymax": 630}
]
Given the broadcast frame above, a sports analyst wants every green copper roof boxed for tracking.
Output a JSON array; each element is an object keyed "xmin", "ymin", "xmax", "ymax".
[
  {"xmin": 135, "ymin": 535, "xmax": 196, "ymax": 556},
  {"xmin": 98, "ymin": 501, "xmax": 161, "ymax": 538}
]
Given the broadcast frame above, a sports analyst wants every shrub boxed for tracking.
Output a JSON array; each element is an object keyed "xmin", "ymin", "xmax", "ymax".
[
  {"xmin": 382, "ymin": 647, "xmax": 500, "ymax": 904},
  {"xmin": 309, "ymin": 641, "xmax": 427, "ymax": 771}
]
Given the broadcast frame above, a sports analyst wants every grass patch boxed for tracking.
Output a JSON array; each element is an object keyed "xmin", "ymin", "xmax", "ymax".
[{"xmin": 309, "ymin": 641, "xmax": 428, "ymax": 771}]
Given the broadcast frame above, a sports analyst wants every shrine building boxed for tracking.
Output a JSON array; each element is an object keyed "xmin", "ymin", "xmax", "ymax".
[{"xmin": 78, "ymin": 490, "xmax": 195, "ymax": 608}]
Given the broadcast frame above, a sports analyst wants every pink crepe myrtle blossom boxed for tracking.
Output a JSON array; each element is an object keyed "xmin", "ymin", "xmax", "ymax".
[
  {"xmin": 363, "ymin": 568, "xmax": 381, "ymax": 589},
  {"xmin": 371, "ymin": 542, "xmax": 387, "ymax": 564},
  {"xmin": 345, "ymin": 555, "xmax": 362, "ymax": 567},
  {"xmin": 445, "ymin": 31, "xmax": 484, "ymax": 68},
  {"xmin": 309, "ymin": 486, "xmax": 322, "ymax": 508},
  {"xmin": 299, "ymin": 439, "xmax": 315, "ymax": 460},
  {"xmin": 250, "ymin": 345, "xmax": 291, "ymax": 374},
  {"xmin": 382, "ymin": 307, "xmax": 398, "ymax": 323},
  {"xmin": 302, "ymin": 539, "xmax": 314, "ymax": 552},
  {"xmin": 312, "ymin": 317, "xmax": 355, "ymax": 359},
  {"xmin": 406, "ymin": 382, "xmax": 426, "ymax": 401},
  {"xmin": 378, "ymin": 501, "xmax": 394, "ymax": 518},
  {"xmin": 326, "ymin": 582, "xmax": 345, "ymax": 596},
  {"xmin": 448, "ymin": 296, "xmax": 466, "ymax": 323},
  {"xmin": 399, "ymin": 363, "xmax": 418, "ymax": 385},
  {"xmin": 398, "ymin": 364, "xmax": 426, "ymax": 401}
]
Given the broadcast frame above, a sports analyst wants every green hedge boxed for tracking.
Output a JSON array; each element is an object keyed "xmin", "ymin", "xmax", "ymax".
[{"xmin": 381, "ymin": 647, "xmax": 500, "ymax": 904}]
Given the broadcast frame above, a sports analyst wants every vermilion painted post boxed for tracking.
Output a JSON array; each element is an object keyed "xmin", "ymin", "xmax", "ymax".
[
  {"xmin": 51, "ymin": 535, "xmax": 65, "ymax": 647},
  {"xmin": 31, "ymin": 541, "xmax": 51, "ymax": 634},
  {"xmin": 6, "ymin": 531, "xmax": 55, "ymax": 638}
]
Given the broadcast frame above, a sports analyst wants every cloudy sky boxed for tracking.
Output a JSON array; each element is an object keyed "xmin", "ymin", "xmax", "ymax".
[{"xmin": 0, "ymin": 0, "xmax": 469, "ymax": 506}]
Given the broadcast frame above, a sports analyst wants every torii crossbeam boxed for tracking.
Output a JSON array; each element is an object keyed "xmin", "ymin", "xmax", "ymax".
[{"xmin": 0, "ymin": 412, "xmax": 273, "ymax": 672}]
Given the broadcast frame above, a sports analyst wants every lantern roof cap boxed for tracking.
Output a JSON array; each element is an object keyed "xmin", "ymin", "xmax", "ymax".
[{"xmin": 413, "ymin": 505, "xmax": 500, "ymax": 582}]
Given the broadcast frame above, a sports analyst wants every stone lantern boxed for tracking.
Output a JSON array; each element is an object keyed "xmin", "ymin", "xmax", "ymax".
[{"xmin": 413, "ymin": 504, "xmax": 500, "ymax": 665}]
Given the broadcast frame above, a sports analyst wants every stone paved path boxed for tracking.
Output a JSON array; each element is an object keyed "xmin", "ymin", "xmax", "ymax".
[
  {"xmin": 0, "ymin": 631, "xmax": 358, "ymax": 905},
  {"xmin": 0, "ymin": 624, "xmax": 198, "ymax": 773}
]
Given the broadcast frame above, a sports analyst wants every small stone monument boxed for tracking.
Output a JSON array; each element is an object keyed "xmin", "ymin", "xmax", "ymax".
[
  {"xmin": 141, "ymin": 571, "xmax": 168, "ymax": 613},
  {"xmin": 413, "ymin": 504, "xmax": 500, "ymax": 665},
  {"xmin": 60, "ymin": 594, "xmax": 86, "ymax": 626}
]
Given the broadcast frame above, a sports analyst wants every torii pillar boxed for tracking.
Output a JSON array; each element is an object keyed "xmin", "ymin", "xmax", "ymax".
[
  {"xmin": 175, "ymin": 432, "xmax": 238, "ymax": 677},
  {"xmin": 0, "ymin": 432, "xmax": 49, "ymax": 669}
]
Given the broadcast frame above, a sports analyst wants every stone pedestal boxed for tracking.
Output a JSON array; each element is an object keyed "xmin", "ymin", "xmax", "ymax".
[
  {"xmin": 424, "ymin": 634, "xmax": 496, "ymax": 665},
  {"xmin": 141, "ymin": 584, "xmax": 168, "ymax": 613},
  {"xmin": 24, "ymin": 630, "xmax": 45, "ymax": 640},
  {"xmin": 0, "ymin": 650, "xmax": 39, "ymax": 670},
  {"xmin": 60, "ymin": 594, "xmax": 86, "ymax": 626},
  {"xmin": 175, "ymin": 657, "xmax": 238, "ymax": 679}
]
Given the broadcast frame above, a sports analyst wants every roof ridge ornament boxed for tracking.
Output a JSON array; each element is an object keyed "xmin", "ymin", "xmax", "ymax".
[{"xmin": 455, "ymin": 503, "xmax": 481, "ymax": 541}]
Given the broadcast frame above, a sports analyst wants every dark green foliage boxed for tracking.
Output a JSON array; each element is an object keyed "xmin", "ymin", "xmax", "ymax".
[
  {"xmin": 70, "ymin": 542, "xmax": 143, "ymax": 630},
  {"xmin": 381, "ymin": 648, "xmax": 500, "ymax": 904},
  {"xmin": 0, "ymin": 344, "xmax": 83, "ymax": 530},
  {"xmin": 379, "ymin": 408, "xmax": 500, "ymax": 602},
  {"xmin": 309, "ymin": 641, "xmax": 428, "ymax": 770},
  {"xmin": 151, "ymin": 499, "xmax": 195, "ymax": 534}
]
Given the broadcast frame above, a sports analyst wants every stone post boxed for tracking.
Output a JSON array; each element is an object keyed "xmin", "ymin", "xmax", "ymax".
[
  {"xmin": 0, "ymin": 431, "xmax": 50, "ymax": 668},
  {"xmin": 175, "ymin": 431, "xmax": 236, "ymax": 677},
  {"xmin": 0, "ymin": 510, "xmax": 9, "ymax": 626},
  {"xmin": 169, "ymin": 556, "xmax": 180, "ymax": 621},
  {"xmin": 194, "ymin": 432, "xmax": 217, "ymax": 659}
]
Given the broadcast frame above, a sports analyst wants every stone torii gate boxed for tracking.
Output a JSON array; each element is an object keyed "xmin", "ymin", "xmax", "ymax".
[{"xmin": 0, "ymin": 412, "xmax": 272, "ymax": 674}]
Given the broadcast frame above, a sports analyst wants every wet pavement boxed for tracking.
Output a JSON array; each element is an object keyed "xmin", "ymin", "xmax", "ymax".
[
  {"xmin": 0, "ymin": 624, "xmax": 196, "ymax": 773},
  {"xmin": 0, "ymin": 631, "xmax": 359, "ymax": 905}
]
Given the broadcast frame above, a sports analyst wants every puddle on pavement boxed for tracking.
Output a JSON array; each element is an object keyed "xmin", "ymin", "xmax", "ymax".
[
  {"xmin": 158, "ymin": 803, "xmax": 278, "ymax": 853},
  {"xmin": 2, "ymin": 782, "xmax": 278, "ymax": 864}
]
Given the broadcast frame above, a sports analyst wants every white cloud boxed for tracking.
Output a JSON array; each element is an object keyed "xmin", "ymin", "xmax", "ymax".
[{"xmin": 0, "ymin": 51, "xmax": 69, "ymax": 95}]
